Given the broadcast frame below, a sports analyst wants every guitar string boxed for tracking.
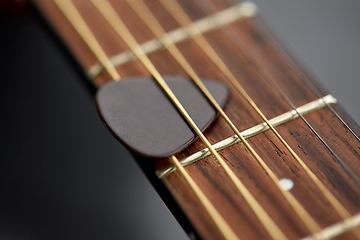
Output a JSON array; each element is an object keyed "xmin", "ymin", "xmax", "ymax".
[
  {"xmin": 158, "ymin": 0, "xmax": 360, "ymax": 237},
  {"xmin": 200, "ymin": 0, "xmax": 360, "ymax": 224},
  {"xmin": 252, "ymin": 17, "xmax": 360, "ymax": 144},
  {"xmin": 90, "ymin": 0, "xmax": 287, "ymax": 239},
  {"xmin": 126, "ymin": 0, "xmax": 324, "ymax": 237},
  {"xmin": 53, "ymin": 0, "xmax": 238, "ymax": 239}
]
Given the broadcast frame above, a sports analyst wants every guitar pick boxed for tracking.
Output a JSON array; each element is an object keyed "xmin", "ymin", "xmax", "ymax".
[{"xmin": 96, "ymin": 76, "xmax": 229, "ymax": 158}]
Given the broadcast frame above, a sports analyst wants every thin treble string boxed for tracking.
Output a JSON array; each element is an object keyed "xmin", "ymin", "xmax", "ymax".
[
  {"xmin": 54, "ymin": 0, "xmax": 120, "ymax": 81},
  {"xmin": 90, "ymin": 1, "xmax": 287, "ymax": 239},
  {"xmin": 253, "ymin": 18, "xmax": 360, "ymax": 144},
  {"xmin": 126, "ymin": 0, "xmax": 325, "ymax": 237},
  {"xmin": 54, "ymin": 1, "xmax": 237, "ymax": 239},
  {"xmin": 159, "ymin": 0, "xmax": 360, "ymax": 238}
]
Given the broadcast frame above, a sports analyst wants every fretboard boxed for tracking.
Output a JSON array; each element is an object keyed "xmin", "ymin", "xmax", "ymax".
[{"xmin": 33, "ymin": 0, "xmax": 360, "ymax": 239}]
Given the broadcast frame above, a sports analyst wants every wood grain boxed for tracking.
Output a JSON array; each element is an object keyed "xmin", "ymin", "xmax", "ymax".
[{"xmin": 33, "ymin": 0, "xmax": 360, "ymax": 239}]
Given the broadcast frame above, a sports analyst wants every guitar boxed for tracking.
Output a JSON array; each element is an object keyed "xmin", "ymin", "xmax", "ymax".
[{"xmin": 2, "ymin": 0, "xmax": 356, "ymax": 238}]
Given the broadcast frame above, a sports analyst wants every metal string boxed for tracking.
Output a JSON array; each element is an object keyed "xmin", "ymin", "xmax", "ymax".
[
  {"xmin": 126, "ymin": 0, "xmax": 325, "ymax": 237},
  {"xmin": 54, "ymin": 0, "xmax": 237, "ymax": 239},
  {"xmin": 158, "ymin": 0, "xmax": 360, "ymax": 238},
  {"xmin": 90, "ymin": 0, "xmax": 288, "ymax": 239}
]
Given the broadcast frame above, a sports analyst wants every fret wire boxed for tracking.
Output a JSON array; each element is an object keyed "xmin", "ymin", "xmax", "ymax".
[
  {"xmin": 87, "ymin": 2, "xmax": 257, "ymax": 78},
  {"xmin": 54, "ymin": 0, "xmax": 237, "ymax": 238},
  {"xmin": 128, "ymin": 0, "xmax": 323, "ymax": 237},
  {"xmin": 89, "ymin": 0, "xmax": 281, "ymax": 239},
  {"xmin": 160, "ymin": 0, "xmax": 359, "ymax": 237},
  {"xmin": 252, "ymin": 18, "xmax": 360, "ymax": 144},
  {"xmin": 169, "ymin": 155, "xmax": 239, "ymax": 240},
  {"xmin": 301, "ymin": 212, "xmax": 360, "ymax": 240},
  {"xmin": 157, "ymin": 95, "xmax": 337, "ymax": 178},
  {"xmin": 54, "ymin": 0, "xmax": 120, "ymax": 81}
]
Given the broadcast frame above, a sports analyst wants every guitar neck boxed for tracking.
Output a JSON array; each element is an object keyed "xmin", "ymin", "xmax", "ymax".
[{"xmin": 33, "ymin": 0, "xmax": 360, "ymax": 239}]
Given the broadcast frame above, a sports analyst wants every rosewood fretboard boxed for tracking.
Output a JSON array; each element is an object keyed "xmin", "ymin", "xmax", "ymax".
[{"xmin": 33, "ymin": 0, "xmax": 360, "ymax": 239}]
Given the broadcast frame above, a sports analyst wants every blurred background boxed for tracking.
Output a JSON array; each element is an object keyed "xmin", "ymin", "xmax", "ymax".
[{"xmin": 0, "ymin": 0, "xmax": 359, "ymax": 239}]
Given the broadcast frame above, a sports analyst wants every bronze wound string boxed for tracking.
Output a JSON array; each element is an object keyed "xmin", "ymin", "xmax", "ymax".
[
  {"xmin": 159, "ymin": 0, "xmax": 360, "ymax": 238},
  {"xmin": 126, "ymin": 0, "xmax": 325, "ymax": 237},
  {"xmin": 89, "ymin": 0, "xmax": 288, "ymax": 239},
  {"xmin": 54, "ymin": 0, "xmax": 238, "ymax": 239}
]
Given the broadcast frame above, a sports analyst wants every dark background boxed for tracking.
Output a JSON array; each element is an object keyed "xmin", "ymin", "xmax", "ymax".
[{"xmin": 1, "ymin": 1, "xmax": 359, "ymax": 239}]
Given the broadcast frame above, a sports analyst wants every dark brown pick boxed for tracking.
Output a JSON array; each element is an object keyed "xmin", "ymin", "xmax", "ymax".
[{"xmin": 96, "ymin": 76, "xmax": 229, "ymax": 158}]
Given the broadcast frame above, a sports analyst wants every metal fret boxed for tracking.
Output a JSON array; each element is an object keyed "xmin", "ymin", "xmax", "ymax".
[
  {"xmin": 300, "ymin": 213, "xmax": 360, "ymax": 240},
  {"xmin": 157, "ymin": 94, "xmax": 337, "ymax": 178},
  {"xmin": 87, "ymin": 1, "xmax": 257, "ymax": 78}
]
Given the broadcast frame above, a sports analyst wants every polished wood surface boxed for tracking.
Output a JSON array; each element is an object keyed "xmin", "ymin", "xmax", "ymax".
[{"xmin": 33, "ymin": 0, "xmax": 360, "ymax": 239}]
